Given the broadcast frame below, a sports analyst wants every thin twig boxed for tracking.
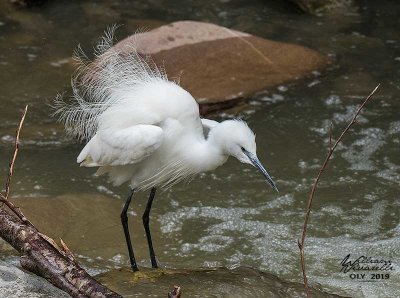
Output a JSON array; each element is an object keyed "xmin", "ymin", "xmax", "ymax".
[
  {"xmin": 298, "ymin": 84, "xmax": 380, "ymax": 297},
  {"xmin": 0, "ymin": 105, "xmax": 33, "ymax": 227},
  {"xmin": 0, "ymin": 193, "xmax": 33, "ymax": 227},
  {"xmin": 4, "ymin": 105, "xmax": 28, "ymax": 199}
]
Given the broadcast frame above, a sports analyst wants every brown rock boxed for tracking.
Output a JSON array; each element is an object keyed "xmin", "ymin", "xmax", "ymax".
[{"xmin": 113, "ymin": 21, "xmax": 329, "ymax": 111}]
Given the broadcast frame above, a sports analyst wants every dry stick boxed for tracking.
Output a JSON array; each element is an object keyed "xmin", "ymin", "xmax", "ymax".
[
  {"xmin": 0, "ymin": 208, "xmax": 121, "ymax": 298},
  {"xmin": 0, "ymin": 105, "xmax": 33, "ymax": 227},
  {"xmin": 0, "ymin": 193, "xmax": 33, "ymax": 227},
  {"xmin": 297, "ymin": 84, "xmax": 380, "ymax": 297},
  {"xmin": 5, "ymin": 105, "xmax": 27, "ymax": 199}
]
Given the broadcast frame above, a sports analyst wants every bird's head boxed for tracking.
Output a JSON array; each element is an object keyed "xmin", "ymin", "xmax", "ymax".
[{"xmin": 210, "ymin": 119, "xmax": 278, "ymax": 192}]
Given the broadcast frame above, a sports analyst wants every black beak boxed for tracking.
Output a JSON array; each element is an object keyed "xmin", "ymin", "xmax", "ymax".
[{"xmin": 243, "ymin": 150, "xmax": 278, "ymax": 192}]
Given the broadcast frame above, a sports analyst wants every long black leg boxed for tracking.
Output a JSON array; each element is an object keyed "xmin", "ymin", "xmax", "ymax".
[
  {"xmin": 142, "ymin": 187, "xmax": 158, "ymax": 268},
  {"xmin": 121, "ymin": 188, "xmax": 139, "ymax": 272}
]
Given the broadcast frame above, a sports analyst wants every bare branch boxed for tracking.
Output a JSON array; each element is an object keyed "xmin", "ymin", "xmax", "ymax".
[
  {"xmin": 0, "ymin": 193, "xmax": 34, "ymax": 226},
  {"xmin": 298, "ymin": 84, "xmax": 380, "ymax": 297},
  {"xmin": 4, "ymin": 105, "xmax": 28, "ymax": 200},
  {"xmin": 0, "ymin": 208, "xmax": 121, "ymax": 297},
  {"xmin": 0, "ymin": 106, "xmax": 34, "ymax": 227},
  {"xmin": 60, "ymin": 238, "xmax": 78, "ymax": 263}
]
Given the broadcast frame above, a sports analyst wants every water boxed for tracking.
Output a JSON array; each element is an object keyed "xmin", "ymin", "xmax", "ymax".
[{"xmin": 0, "ymin": 1, "xmax": 399, "ymax": 297}]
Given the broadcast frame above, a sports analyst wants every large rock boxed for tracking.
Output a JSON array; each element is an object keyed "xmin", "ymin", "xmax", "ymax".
[
  {"xmin": 97, "ymin": 266, "xmax": 340, "ymax": 298},
  {"xmin": 114, "ymin": 21, "xmax": 329, "ymax": 113}
]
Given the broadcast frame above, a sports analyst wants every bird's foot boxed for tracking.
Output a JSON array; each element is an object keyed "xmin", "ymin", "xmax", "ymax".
[{"xmin": 151, "ymin": 258, "xmax": 159, "ymax": 269}]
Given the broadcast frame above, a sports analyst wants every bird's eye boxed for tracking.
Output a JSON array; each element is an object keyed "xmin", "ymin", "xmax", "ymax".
[{"xmin": 241, "ymin": 146, "xmax": 245, "ymax": 152}]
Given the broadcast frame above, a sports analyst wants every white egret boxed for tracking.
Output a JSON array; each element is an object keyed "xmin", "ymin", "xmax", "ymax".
[{"xmin": 54, "ymin": 27, "xmax": 278, "ymax": 272}]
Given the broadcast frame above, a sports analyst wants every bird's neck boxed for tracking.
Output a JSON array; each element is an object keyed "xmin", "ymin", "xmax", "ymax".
[
  {"xmin": 183, "ymin": 133, "xmax": 228, "ymax": 173},
  {"xmin": 205, "ymin": 136, "xmax": 229, "ymax": 171}
]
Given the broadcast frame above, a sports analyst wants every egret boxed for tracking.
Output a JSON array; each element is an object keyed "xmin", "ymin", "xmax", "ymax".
[{"xmin": 54, "ymin": 27, "xmax": 278, "ymax": 272}]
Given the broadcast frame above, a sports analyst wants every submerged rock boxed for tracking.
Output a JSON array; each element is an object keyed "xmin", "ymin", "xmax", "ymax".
[
  {"xmin": 97, "ymin": 266, "xmax": 343, "ymax": 298},
  {"xmin": 113, "ymin": 21, "xmax": 329, "ymax": 114}
]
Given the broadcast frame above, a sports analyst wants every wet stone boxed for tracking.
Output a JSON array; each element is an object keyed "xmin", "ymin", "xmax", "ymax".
[
  {"xmin": 112, "ymin": 21, "xmax": 329, "ymax": 112},
  {"xmin": 97, "ymin": 266, "xmax": 343, "ymax": 298},
  {"xmin": 0, "ymin": 260, "xmax": 69, "ymax": 298}
]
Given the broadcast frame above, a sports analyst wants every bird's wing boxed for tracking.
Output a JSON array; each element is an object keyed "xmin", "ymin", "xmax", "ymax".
[
  {"xmin": 201, "ymin": 118, "xmax": 219, "ymax": 129},
  {"xmin": 201, "ymin": 118, "xmax": 219, "ymax": 137},
  {"xmin": 77, "ymin": 125, "xmax": 164, "ymax": 167}
]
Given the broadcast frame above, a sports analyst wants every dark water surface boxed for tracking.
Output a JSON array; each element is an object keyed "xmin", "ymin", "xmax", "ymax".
[{"xmin": 0, "ymin": 1, "xmax": 399, "ymax": 297}]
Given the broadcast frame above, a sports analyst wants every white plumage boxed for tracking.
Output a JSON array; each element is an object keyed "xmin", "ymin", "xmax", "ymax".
[
  {"xmin": 54, "ymin": 27, "xmax": 278, "ymax": 192},
  {"xmin": 54, "ymin": 27, "xmax": 278, "ymax": 272}
]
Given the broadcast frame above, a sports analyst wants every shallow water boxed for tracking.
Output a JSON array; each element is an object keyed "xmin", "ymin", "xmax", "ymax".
[{"xmin": 0, "ymin": 1, "xmax": 399, "ymax": 297}]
